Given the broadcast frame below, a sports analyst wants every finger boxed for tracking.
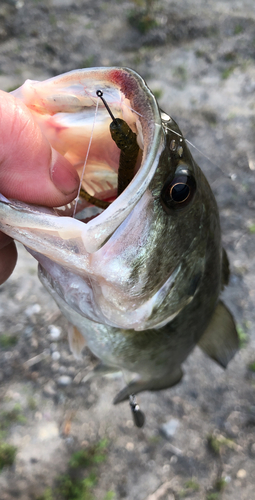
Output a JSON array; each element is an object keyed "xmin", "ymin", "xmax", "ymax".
[
  {"xmin": 0, "ymin": 241, "xmax": 17, "ymax": 285},
  {"xmin": 0, "ymin": 90, "xmax": 80, "ymax": 207}
]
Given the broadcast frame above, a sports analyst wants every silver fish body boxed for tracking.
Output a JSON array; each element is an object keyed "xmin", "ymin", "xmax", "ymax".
[{"xmin": 0, "ymin": 67, "xmax": 238, "ymax": 403}]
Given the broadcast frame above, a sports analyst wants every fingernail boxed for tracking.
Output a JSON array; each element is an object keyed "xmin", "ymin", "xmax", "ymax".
[{"xmin": 50, "ymin": 149, "xmax": 79, "ymax": 195}]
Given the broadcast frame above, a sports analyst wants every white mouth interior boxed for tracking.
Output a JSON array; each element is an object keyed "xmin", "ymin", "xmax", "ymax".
[{"xmin": 46, "ymin": 91, "xmax": 144, "ymax": 218}]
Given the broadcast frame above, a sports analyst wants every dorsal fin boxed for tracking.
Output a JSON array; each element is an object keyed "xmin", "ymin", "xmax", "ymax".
[{"xmin": 198, "ymin": 300, "xmax": 239, "ymax": 368}]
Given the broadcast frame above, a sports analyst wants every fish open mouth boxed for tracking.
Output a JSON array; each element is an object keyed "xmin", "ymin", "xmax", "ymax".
[
  {"xmin": 0, "ymin": 67, "xmax": 164, "ymax": 281},
  {"xmin": 11, "ymin": 67, "xmax": 164, "ymax": 241}
]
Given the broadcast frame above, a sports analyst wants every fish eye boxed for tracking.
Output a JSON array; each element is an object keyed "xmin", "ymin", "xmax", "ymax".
[{"xmin": 160, "ymin": 172, "xmax": 196, "ymax": 213}]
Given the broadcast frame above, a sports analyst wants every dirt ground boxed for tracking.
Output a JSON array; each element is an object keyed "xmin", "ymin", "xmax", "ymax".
[{"xmin": 0, "ymin": 0, "xmax": 255, "ymax": 499}]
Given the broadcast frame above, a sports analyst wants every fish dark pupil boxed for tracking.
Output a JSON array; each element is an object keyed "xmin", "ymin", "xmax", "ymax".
[
  {"xmin": 171, "ymin": 183, "xmax": 190, "ymax": 203},
  {"xmin": 160, "ymin": 170, "xmax": 196, "ymax": 213}
]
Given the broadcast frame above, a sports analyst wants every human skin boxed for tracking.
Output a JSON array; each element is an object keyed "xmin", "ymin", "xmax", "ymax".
[{"xmin": 0, "ymin": 90, "xmax": 79, "ymax": 285}]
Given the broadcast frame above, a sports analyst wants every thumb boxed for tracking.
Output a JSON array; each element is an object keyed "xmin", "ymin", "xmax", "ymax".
[{"xmin": 0, "ymin": 89, "xmax": 79, "ymax": 207}]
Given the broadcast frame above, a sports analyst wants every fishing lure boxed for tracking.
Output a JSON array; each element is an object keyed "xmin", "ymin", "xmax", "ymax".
[
  {"xmin": 97, "ymin": 90, "xmax": 140, "ymax": 196},
  {"xmin": 129, "ymin": 395, "xmax": 145, "ymax": 428},
  {"xmin": 79, "ymin": 189, "xmax": 110, "ymax": 209},
  {"xmin": 78, "ymin": 90, "xmax": 139, "ymax": 209}
]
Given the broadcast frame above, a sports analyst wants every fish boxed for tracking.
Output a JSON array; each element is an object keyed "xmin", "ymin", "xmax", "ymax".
[{"xmin": 0, "ymin": 67, "xmax": 239, "ymax": 409}]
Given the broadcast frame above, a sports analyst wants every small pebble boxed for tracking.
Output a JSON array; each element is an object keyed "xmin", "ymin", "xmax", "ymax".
[
  {"xmin": 25, "ymin": 304, "xmax": 41, "ymax": 316},
  {"xmin": 67, "ymin": 366, "xmax": 76, "ymax": 375},
  {"xmin": 35, "ymin": 411, "xmax": 42, "ymax": 421},
  {"xmin": 30, "ymin": 338, "xmax": 38, "ymax": 349},
  {"xmin": 57, "ymin": 375, "xmax": 72, "ymax": 386},
  {"xmin": 148, "ymin": 460, "xmax": 156, "ymax": 468},
  {"xmin": 236, "ymin": 469, "xmax": 247, "ymax": 479},
  {"xmin": 126, "ymin": 442, "xmax": 134, "ymax": 451},
  {"xmin": 163, "ymin": 463, "xmax": 170, "ymax": 472},
  {"xmin": 43, "ymin": 381, "xmax": 57, "ymax": 398},
  {"xmin": 48, "ymin": 325, "xmax": 62, "ymax": 340},
  {"xmin": 51, "ymin": 362, "xmax": 60, "ymax": 372},
  {"xmin": 50, "ymin": 342, "xmax": 58, "ymax": 352},
  {"xmin": 52, "ymin": 351, "xmax": 60, "ymax": 361},
  {"xmin": 59, "ymin": 365, "xmax": 67, "ymax": 374},
  {"xmin": 160, "ymin": 418, "xmax": 180, "ymax": 439},
  {"xmin": 87, "ymin": 394, "xmax": 96, "ymax": 404}
]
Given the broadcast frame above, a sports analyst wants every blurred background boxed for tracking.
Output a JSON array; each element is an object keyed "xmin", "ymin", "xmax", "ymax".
[{"xmin": 0, "ymin": 0, "xmax": 255, "ymax": 499}]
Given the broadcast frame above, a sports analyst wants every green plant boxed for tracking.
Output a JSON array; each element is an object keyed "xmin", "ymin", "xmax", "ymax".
[
  {"xmin": 206, "ymin": 493, "xmax": 220, "ymax": 500},
  {"xmin": 57, "ymin": 472, "xmax": 97, "ymax": 500},
  {"xmin": 27, "ymin": 396, "xmax": 37, "ymax": 411},
  {"xmin": 0, "ymin": 404, "xmax": 27, "ymax": 430},
  {"xmin": 0, "ymin": 442, "xmax": 17, "ymax": 470},
  {"xmin": 234, "ymin": 24, "xmax": 244, "ymax": 35},
  {"xmin": 179, "ymin": 478, "xmax": 200, "ymax": 497},
  {"xmin": 248, "ymin": 360, "xmax": 255, "ymax": 372},
  {"xmin": 152, "ymin": 88, "xmax": 163, "ymax": 100},
  {"xmin": 36, "ymin": 438, "xmax": 110, "ymax": 499},
  {"xmin": 173, "ymin": 65, "xmax": 188, "ymax": 84},
  {"xmin": 82, "ymin": 56, "xmax": 95, "ymax": 68},
  {"xmin": 0, "ymin": 334, "xmax": 18, "ymax": 349},
  {"xmin": 214, "ymin": 477, "xmax": 226, "ymax": 491},
  {"xmin": 69, "ymin": 439, "xmax": 108, "ymax": 468},
  {"xmin": 36, "ymin": 488, "xmax": 54, "ymax": 500},
  {"xmin": 221, "ymin": 65, "xmax": 235, "ymax": 80},
  {"xmin": 207, "ymin": 434, "xmax": 236, "ymax": 455},
  {"xmin": 103, "ymin": 492, "xmax": 115, "ymax": 500},
  {"xmin": 237, "ymin": 325, "xmax": 248, "ymax": 348},
  {"xmin": 127, "ymin": 0, "xmax": 157, "ymax": 34},
  {"xmin": 127, "ymin": 10, "xmax": 157, "ymax": 33},
  {"xmin": 184, "ymin": 478, "xmax": 200, "ymax": 491}
]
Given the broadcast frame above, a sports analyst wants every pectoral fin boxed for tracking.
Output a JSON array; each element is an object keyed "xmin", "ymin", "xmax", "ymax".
[
  {"xmin": 68, "ymin": 325, "xmax": 86, "ymax": 359},
  {"xmin": 198, "ymin": 300, "xmax": 239, "ymax": 368}
]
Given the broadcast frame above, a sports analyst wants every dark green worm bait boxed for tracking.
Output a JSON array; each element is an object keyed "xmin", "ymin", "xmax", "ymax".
[
  {"xmin": 110, "ymin": 117, "xmax": 140, "ymax": 196},
  {"xmin": 79, "ymin": 91, "xmax": 140, "ymax": 209},
  {"xmin": 97, "ymin": 90, "xmax": 140, "ymax": 196},
  {"xmin": 79, "ymin": 188, "xmax": 110, "ymax": 209}
]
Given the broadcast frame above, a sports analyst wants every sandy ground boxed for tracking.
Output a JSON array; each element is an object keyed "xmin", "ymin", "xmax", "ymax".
[{"xmin": 0, "ymin": 0, "xmax": 255, "ymax": 499}]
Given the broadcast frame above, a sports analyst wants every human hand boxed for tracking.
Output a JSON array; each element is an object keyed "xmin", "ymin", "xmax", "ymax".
[{"xmin": 0, "ymin": 89, "xmax": 79, "ymax": 285}]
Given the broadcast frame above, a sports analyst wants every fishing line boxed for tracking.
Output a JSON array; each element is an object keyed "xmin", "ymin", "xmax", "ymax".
[
  {"xmin": 102, "ymin": 89, "xmax": 144, "ymax": 118},
  {"xmin": 82, "ymin": 87, "xmax": 99, "ymax": 106},
  {"xmin": 119, "ymin": 101, "xmax": 144, "ymax": 118},
  {"xmin": 73, "ymin": 96, "xmax": 99, "ymax": 218},
  {"xmin": 165, "ymin": 125, "xmax": 231, "ymax": 180}
]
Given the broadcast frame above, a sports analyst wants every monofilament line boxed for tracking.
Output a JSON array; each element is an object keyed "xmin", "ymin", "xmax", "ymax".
[
  {"xmin": 166, "ymin": 125, "xmax": 230, "ymax": 179},
  {"xmin": 73, "ymin": 96, "xmax": 99, "ymax": 218}
]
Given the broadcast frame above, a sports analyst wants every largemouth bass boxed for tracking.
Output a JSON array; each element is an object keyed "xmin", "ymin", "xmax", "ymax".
[{"xmin": 0, "ymin": 67, "xmax": 238, "ymax": 409}]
